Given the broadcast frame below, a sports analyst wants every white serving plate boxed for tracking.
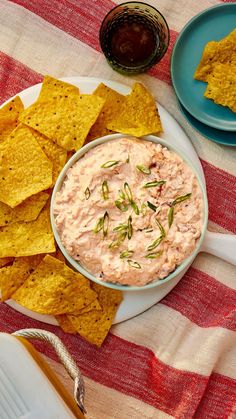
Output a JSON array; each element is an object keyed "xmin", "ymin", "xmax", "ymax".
[{"xmin": 5, "ymin": 76, "xmax": 205, "ymax": 325}]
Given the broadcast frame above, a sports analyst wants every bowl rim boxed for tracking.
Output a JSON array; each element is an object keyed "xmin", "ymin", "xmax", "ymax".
[{"xmin": 50, "ymin": 134, "xmax": 208, "ymax": 291}]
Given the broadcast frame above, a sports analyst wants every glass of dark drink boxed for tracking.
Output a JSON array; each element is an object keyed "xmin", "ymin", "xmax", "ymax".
[{"xmin": 99, "ymin": 2, "xmax": 170, "ymax": 74}]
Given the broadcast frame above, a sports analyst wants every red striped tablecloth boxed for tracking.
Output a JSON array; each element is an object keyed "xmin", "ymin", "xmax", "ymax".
[{"xmin": 0, "ymin": 1, "xmax": 235, "ymax": 418}]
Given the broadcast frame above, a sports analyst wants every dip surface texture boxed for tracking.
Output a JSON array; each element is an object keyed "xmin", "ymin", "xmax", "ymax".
[{"xmin": 54, "ymin": 138, "xmax": 204, "ymax": 286}]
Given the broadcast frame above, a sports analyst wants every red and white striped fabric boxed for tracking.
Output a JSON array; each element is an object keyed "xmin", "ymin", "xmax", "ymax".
[{"xmin": 0, "ymin": 1, "xmax": 235, "ymax": 418}]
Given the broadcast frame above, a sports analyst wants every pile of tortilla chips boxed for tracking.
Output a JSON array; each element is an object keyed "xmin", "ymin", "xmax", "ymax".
[
  {"xmin": 0, "ymin": 75, "xmax": 163, "ymax": 346},
  {"xmin": 194, "ymin": 29, "xmax": 236, "ymax": 113}
]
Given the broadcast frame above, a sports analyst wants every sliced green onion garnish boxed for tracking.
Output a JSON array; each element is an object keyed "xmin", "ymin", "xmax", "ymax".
[
  {"xmin": 141, "ymin": 203, "xmax": 147, "ymax": 216},
  {"xmin": 168, "ymin": 206, "xmax": 174, "ymax": 228},
  {"xmin": 103, "ymin": 211, "xmax": 109, "ymax": 237},
  {"xmin": 136, "ymin": 165, "xmax": 151, "ymax": 175},
  {"xmin": 147, "ymin": 201, "xmax": 157, "ymax": 212},
  {"xmin": 155, "ymin": 218, "xmax": 166, "ymax": 237},
  {"xmin": 168, "ymin": 194, "xmax": 191, "ymax": 228},
  {"xmin": 93, "ymin": 216, "xmax": 104, "ymax": 233},
  {"xmin": 120, "ymin": 232, "xmax": 127, "ymax": 242},
  {"xmin": 144, "ymin": 228, "xmax": 153, "ymax": 233},
  {"xmin": 102, "ymin": 180, "xmax": 109, "ymax": 200},
  {"xmin": 120, "ymin": 250, "xmax": 134, "ymax": 259},
  {"xmin": 94, "ymin": 212, "xmax": 109, "ymax": 236},
  {"xmin": 115, "ymin": 200, "xmax": 129, "ymax": 212},
  {"xmin": 131, "ymin": 200, "xmax": 139, "ymax": 215},
  {"xmin": 101, "ymin": 160, "xmax": 120, "ymax": 168},
  {"xmin": 108, "ymin": 240, "xmax": 120, "ymax": 249},
  {"xmin": 143, "ymin": 180, "xmax": 166, "ymax": 188},
  {"xmin": 109, "ymin": 232, "xmax": 127, "ymax": 248},
  {"xmin": 145, "ymin": 251, "xmax": 163, "ymax": 259},
  {"xmin": 127, "ymin": 215, "xmax": 132, "ymax": 240},
  {"xmin": 127, "ymin": 260, "xmax": 141, "ymax": 269},
  {"xmin": 118, "ymin": 189, "xmax": 126, "ymax": 200},
  {"xmin": 172, "ymin": 193, "xmax": 192, "ymax": 206},
  {"xmin": 84, "ymin": 187, "xmax": 90, "ymax": 200},
  {"xmin": 124, "ymin": 182, "xmax": 132, "ymax": 202},
  {"xmin": 147, "ymin": 236, "xmax": 163, "ymax": 251},
  {"xmin": 113, "ymin": 223, "xmax": 128, "ymax": 232}
]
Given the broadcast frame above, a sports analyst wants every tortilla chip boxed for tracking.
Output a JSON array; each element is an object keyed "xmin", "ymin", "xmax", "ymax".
[
  {"xmin": 107, "ymin": 82, "xmax": 163, "ymax": 136},
  {"xmin": 194, "ymin": 29, "xmax": 236, "ymax": 82},
  {"xmin": 19, "ymin": 94, "xmax": 105, "ymax": 151},
  {"xmin": 77, "ymin": 298, "xmax": 101, "ymax": 314},
  {"xmin": 92, "ymin": 282, "xmax": 122, "ymax": 305},
  {"xmin": 0, "ymin": 205, "xmax": 55, "ymax": 257},
  {"xmin": 56, "ymin": 298, "xmax": 101, "ymax": 334},
  {"xmin": 0, "ymin": 257, "xmax": 14, "ymax": 268},
  {"xmin": 0, "ymin": 96, "xmax": 24, "ymax": 119},
  {"xmin": 66, "ymin": 150, "xmax": 74, "ymax": 162},
  {"xmin": 86, "ymin": 83, "xmax": 125, "ymax": 142},
  {"xmin": 0, "ymin": 125, "xmax": 53, "ymax": 207},
  {"xmin": 0, "ymin": 119, "xmax": 18, "ymax": 144},
  {"xmin": 0, "ymin": 96, "xmax": 24, "ymax": 143},
  {"xmin": 204, "ymin": 63, "xmax": 236, "ymax": 112},
  {"xmin": 54, "ymin": 248, "xmax": 66, "ymax": 263},
  {"xmin": 194, "ymin": 41, "xmax": 218, "ymax": 81},
  {"xmin": 68, "ymin": 283, "xmax": 123, "ymax": 346},
  {"xmin": 0, "ymin": 261, "xmax": 30, "ymax": 301},
  {"xmin": 12, "ymin": 255, "xmax": 97, "ymax": 315},
  {"xmin": 37, "ymin": 76, "xmax": 80, "ymax": 102},
  {"xmin": 29, "ymin": 128, "xmax": 67, "ymax": 184},
  {"xmin": 0, "ymin": 191, "xmax": 49, "ymax": 227},
  {"xmin": 0, "ymin": 255, "xmax": 44, "ymax": 301},
  {"xmin": 56, "ymin": 314, "xmax": 77, "ymax": 334},
  {"xmin": 17, "ymin": 254, "xmax": 46, "ymax": 270}
]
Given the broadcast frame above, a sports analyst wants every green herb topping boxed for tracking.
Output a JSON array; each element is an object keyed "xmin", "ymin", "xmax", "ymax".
[
  {"xmin": 136, "ymin": 165, "xmax": 151, "ymax": 175},
  {"xmin": 155, "ymin": 218, "xmax": 166, "ymax": 237},
  {"xmin": 118, "ymin": 189, "xmax": 126, "ymax": 200},
  {"xmin": 124, "ymin": 182, "xmax": 132, "ymax": 202},
  {"xmin": 115, "ymin": 200, "xmax": 129, "ymax": 212},
  {"xmin": 145, "ymin": 251, "xmax": 163, "ymax": 259},
  {"xmin": 122, "ymin": 182, "xmax": 139, "ymax": 214},
  {"xmin": 143, "ymin": 180, "xmax": 166, "ymax": 188},
  {"xmin": 84, "ymin": 187, "xmax": 90, "ymax": 200},
  {"xmin": 109, "ymin": 232, "xmax": 127, "ymax": 249},
  {"xmin": 113, "ymin": 223, "xmax": 128, "ymax": 232},
  {"xmin": 101, "ymin": 160, "xmax": 120, "ymax": 168},
  {"xmin": 103, "ymin": 211, "xmax": 109, "ymax": 237},
  {"xmin": 141, "ymin": 203, "xmax": 147, "ymax": 216},
  {"xmin": 127, "ymin": 215, "xmax": 133, "ymax": 240},
  {"xmin": 147, "ymin": 217, "xmax": 166, "ymax": 251},
  {"xmin": 131, "ymin": 200, "xmax": 139, "ymax": 215},
  {"xmin": 127, "ymin": 260, "xmax": 141, "ymax": 269},
  {"xmin": 147, "ymin": 201, "xmax": 157, "ymax": 212},
  {"xmin": 172, "ymin": 193, "xmax": 192, "ymax": 206},
  {"xmin": 168, "ymin": 206, "xmax": 174, "ymax": 228},
  {"xmin": 94, "ymin": 212, "xmax": 109, "ymax": 237},
  {"xmin": 168, "ymin": 193, "xmax": 192, "ymax": 228},
  {"xmin": 93, "ymin": 217, "xmax": 103, "ymax": 233},
  {"xmin": 120, "ymin": 250, "xmax": 134, "ymax": 259},
  {"xmin": 147, "ymin": 236, "xmax": 163, "ymax": 251},
  {"xmin": 102, "ymin": 180, "xmax": 109, "ymax": 200}
]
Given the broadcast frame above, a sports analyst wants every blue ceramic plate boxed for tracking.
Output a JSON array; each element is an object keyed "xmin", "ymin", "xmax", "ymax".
[
  {"xmin": 178, "ymin": 100, "xmax": 236, "ymax": 147},
  {"xmin": 171, "ymin": 3, "xmax": 236, "ymax": 132}
]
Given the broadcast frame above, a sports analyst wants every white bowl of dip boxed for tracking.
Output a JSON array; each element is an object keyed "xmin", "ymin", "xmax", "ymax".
[{"xmin": 50, "ymin": 134, "xmax": 214, "ymax": 291}]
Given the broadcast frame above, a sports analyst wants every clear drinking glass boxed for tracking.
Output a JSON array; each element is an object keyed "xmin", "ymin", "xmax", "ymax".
[{"xmin": 99, "ymin": 2, "xmax": 170, "ymax": 74}]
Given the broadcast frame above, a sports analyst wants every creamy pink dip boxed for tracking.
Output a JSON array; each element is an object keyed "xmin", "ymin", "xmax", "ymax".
[{"xmin": 54, "ymin": 138, "xmax": 204, "ymax": 286}]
